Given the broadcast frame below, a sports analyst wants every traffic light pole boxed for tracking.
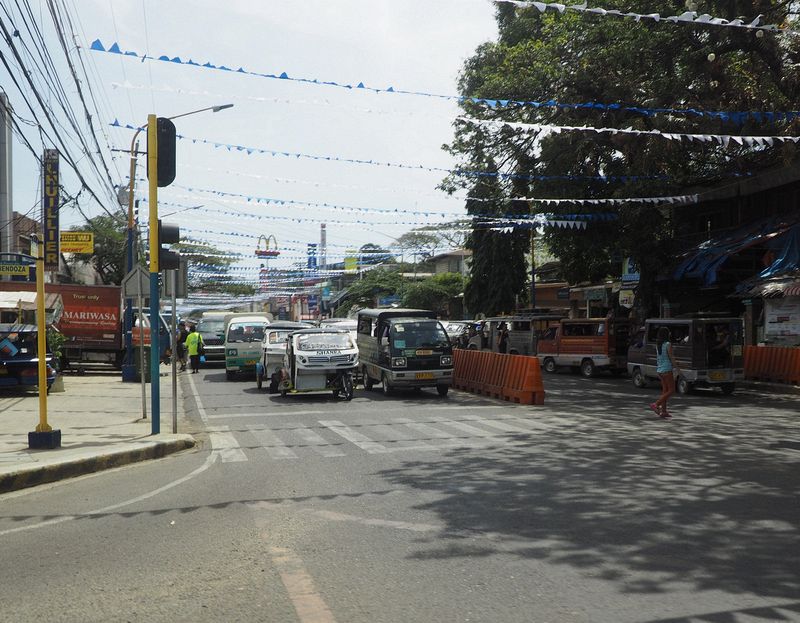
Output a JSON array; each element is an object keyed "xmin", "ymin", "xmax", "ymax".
[{"xmin": 147, "ymin": 113, "xmax": 161, "ymax": 435}]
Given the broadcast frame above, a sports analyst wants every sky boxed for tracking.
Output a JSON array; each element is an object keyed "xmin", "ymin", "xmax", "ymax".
[{"xmin": 2, "ymin": 0, "xmax": 498, "ymax": 284}]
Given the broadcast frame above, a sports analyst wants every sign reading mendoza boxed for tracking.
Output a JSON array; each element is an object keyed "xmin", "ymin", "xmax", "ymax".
[{"xmin": 42, "ymin": 149, "xmax": 60, "ymax": 270}]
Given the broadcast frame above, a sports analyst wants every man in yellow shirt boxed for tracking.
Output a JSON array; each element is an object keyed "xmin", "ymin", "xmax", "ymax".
[{"xmin": 184, "ymin": 324, "xmax": 205, "ymax": 374}]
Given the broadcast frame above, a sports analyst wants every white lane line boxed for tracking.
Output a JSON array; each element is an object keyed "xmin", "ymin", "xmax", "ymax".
[
  {"xmin": 270, "ymin": 547, "xmax": 337, "ymax": 623},
  {"xmin": 0, "ymin": 452, "xmax": 218, "ymax": 537},
  {"xmin": 250, "ymin": 427, "xmax": 299, "ymax": 460},
  {"xmin": 288, "ymin": 424, "xmax": 346, "ymax": 458},
  {"xmin": 319, "ymin": 420, "xmax": 389, "ymax": 454},
  {"xmin": 208, "ymin": 430, "xmax": 248, "ymax": 463}
]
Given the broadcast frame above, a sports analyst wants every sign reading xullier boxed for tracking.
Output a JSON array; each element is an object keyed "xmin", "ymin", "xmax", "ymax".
[{"xmin": 43, "ymin": 149, "xmax": 60, "ymax": 270}]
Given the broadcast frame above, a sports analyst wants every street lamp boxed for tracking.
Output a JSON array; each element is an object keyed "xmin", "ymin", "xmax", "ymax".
[{"xmin": 125, "ymin": 104, "xmax": 233, "ymax": 435}]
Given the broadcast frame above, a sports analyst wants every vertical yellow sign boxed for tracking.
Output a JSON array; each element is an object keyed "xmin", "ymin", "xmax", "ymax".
[{"xmin": 43, "ymin": 150, "xmax": 60, "ymax": 270}]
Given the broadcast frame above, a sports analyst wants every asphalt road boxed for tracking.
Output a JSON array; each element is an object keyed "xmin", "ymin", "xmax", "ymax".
[{"xmin": 1, "ymin": 366, "xmax": 798, "ymax": 623}]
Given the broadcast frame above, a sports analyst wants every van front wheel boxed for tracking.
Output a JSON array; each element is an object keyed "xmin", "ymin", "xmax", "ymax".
[
  {"xmin": 632, "ymin": 367, "xmax": 647, "ymax": 389},
  {"xmin": 580, "ymin": 359, "xmax": 595, "ymax": 378},
  {"xmin": 676, "ymin": 376, "xmax": 692, "ymax": 395},
  {"xmin": 363, "ymin": 366, "xmax": 374, "ymax": 390},
  {"xmin": 543, "ymin": 358, "xmax": 557, "ymax": 373}
]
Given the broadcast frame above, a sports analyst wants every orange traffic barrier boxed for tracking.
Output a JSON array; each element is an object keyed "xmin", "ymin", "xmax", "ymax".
[
  {"xmin": 744, "ymin": 345, "xmax": 800, "ymax": 384},
  {"xmin": 453, "ymin": 349, "xmax": 545, "ymax": 405}
]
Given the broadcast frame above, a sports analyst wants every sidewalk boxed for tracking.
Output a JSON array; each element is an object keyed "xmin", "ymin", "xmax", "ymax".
[{"xmin": 0, "ymin": 371, "xmax": 195, "ymax": 494}]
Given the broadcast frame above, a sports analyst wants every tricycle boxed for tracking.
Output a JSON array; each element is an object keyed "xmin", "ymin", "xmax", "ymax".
[
  {"xmin": 278, "ymin": 328, "xmax": 358, "ymax": 400},
  {"xmin": 255, "ymin": 321, "xmax": 307, "ymax": 393}
]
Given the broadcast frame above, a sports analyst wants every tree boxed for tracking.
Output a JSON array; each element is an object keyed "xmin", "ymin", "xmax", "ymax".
[
  {"xmin": 176, "ymin": 240, "xmax": 255, "ymax": 296},
  {"xmin": 68, "ymin": 211, "xmax": 128, "ymax": 285},
  {"xmin": 358, "ymin": 243, "xmax": 394, "ymax": 266},
  {"xmin": 391, "ymin": 231, "xmax": 440, "ymax": 263},
  {"xmin": 463, "ymin": 161, "xmax": 530, "ymax": 316},
  {"xmin": 445, "ymin": 2, "xmax": 800, "ymax": 309},
  {"xmin": 402, "ymin": 273, "xmax": 464, "ymax": 317},
  {"xmin": 338, "ymin": 268, "xmax": 404, "ymax": 314}
]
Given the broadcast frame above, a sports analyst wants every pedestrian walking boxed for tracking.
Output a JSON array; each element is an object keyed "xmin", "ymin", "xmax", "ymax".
[
  {"xmin": 177, "ymin": 321, "xmax": 189, "ymax": 371},
  {"xmin": 185, "ymin": 324, "xmax": 205, "ymax": 374},
  {"xmin": 651, "ymin": 327, "xmax": 679, "ymax": 420},
  {"xmin": 497, "ymin": 322, "xmax": 509, "ymax": 354}
]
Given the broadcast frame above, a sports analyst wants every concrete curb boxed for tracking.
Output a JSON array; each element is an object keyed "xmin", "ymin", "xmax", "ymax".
[{"xmin": 0, "ymin": 436, "xmax": 196, "ymax": 495}]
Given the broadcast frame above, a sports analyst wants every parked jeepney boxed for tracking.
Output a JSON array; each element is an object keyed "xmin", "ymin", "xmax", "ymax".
[
  {"xmin": 278, "ymin": 328, "xmax": 358, "ymax": 400},
  {"xmin": 627, "ymin": 317, "xmax": 744, "ymax": 395},
  {"xmin": 469, "ymin": 314, "xmax": 565, "ymax": 355},
  {"xmin": 538, "ymin": 317, "xmax": 631, "ymax": 377},
  {"xmin": 224, "ymin": 313, "xmax": 271, "ymax": 380},
  {"xmin": 356, "ymin": 308, "xmax": 453, "ymax": 396},
  {"xmin": 255, "ymin": 321, "xmax": 307, "ymax": 392}
]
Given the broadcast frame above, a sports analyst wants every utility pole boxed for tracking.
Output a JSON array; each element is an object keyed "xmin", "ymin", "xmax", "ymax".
[{"xmin": 0, "ymin": 93, "xmax": 13, "ymax": 259}]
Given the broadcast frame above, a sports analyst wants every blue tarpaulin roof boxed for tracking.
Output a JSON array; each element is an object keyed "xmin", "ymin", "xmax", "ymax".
[{"xmin": 672, "ymin": 215, "xmax": 799, "ymax": 286}]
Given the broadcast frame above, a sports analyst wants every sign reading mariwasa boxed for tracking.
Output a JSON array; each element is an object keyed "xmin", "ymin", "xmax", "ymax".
[{"xmin": 60, "ymin": 232, "xmax": 94, "ymax": 254}]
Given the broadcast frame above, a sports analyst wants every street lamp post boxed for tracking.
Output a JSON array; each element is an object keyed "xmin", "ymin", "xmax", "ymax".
[{"xmin": 126, "ymin": 104, "xmax": 232, "ymax": 435}]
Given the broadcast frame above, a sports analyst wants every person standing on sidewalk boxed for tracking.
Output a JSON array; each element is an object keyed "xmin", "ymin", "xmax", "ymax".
[
  {"xmin": 185, "ymin": 324, "xmax": 204, "ymax": 374},
  {"xmin": 651, "ymin": 327, "xmax": 679, "ymax": 420},
  {"xmin": 497, "ymin": 322, "xmax": 509, "ymax": 354},
  {"xmin": 177, "ymin": 321, "xmax": 189, "ymax": 372}
]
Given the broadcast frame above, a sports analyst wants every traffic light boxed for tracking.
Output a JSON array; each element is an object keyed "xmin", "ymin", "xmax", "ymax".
[
  {"xmin": 147, "ymin": 117, "xmax": 176, "ymax": 187},
  {"xmin": 158, "ymin": 220, "xmax": 180, "ymax": 270}
]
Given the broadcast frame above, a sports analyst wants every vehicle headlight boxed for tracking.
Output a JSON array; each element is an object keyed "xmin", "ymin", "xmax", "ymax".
[
  {"xmin": 298, "ymin": 355, "xmax": 308, "ymax": 364},
  {"xmin": 227, "ymin": 348, "xmax": 238, "ymax": 356},
  {"xmin": 440, "ymin": 355, "xmax": 453, "ymax": 366},
  {"xmin": 348, "ymin": 353, "xmax": 357, "ymax": 362},
  {"xmin": 392, "ymin": 357, "xmax": 407, "ymax": 368}
]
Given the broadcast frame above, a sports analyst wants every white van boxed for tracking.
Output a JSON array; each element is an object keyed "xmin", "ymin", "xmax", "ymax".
[{"xmin": 224, "ymin": 313, "xmax": 271, "ymax": 380}]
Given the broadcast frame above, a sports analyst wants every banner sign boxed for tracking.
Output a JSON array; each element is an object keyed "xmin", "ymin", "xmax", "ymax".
[
  {"xmin": 0, "ymin": 262, "xmax": 30, "ymax": 276},
  {"xmin": 60, "ymin": 232, "xmax": 94, "ymax": 254},
  {"xmin": 307, "ymin": 243, "xmax": 318, "ymax": 269},
  {"xmin": 42, "ymin": 149, "xmax": 60, "ymax": 270}
]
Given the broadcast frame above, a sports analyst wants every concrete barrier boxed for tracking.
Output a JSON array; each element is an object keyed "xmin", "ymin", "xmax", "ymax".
[
  {"xmin": 744, "ymin": 345, "xmax": 800, "ymax": 385},
  {"xmin": 453, "ymin": 349, "xmax": 545, "ymax": 405}
]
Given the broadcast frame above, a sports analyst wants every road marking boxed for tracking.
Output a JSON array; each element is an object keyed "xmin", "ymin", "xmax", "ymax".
[
  {"xmin": 270, "ymin": 547, "xmax": 337, "ymax": 623},
  {"xmin": 425, "ymin": 405, "xmax": 509, "ymax": 411},
  {"xmin": 393, "ymin": 417, "xmax": 486, "ymax": 449},
  {"xmin": 208, "ymin": 430, "xmax": 248, "ymax": 463},
  {"xmin": 438, "ymin": 419, "xmax": 498, "ymax": 439},
  {"xmin": 319, "ymin": 420, "xmax": 389, "ymax": 454},
  {"xmin": 308, "ymin": 509, "xmax": 438, "ymax": 533},
  {"xmin": 250, "ymin": 427, "xmax": 299, "ymax": 460},
  {"xmin": 0, "ymin": 452, "xmax": 218, "ymax": 537},
  {"xmin": 465, "ymin": 416, "xmax": 537, "ymax": 435},
  {"xmin": 288, "ymin": 424, "xmax": 346, "ymax": 458},
  {"xmin": 206, "ymin": 409, "xmax": 325, "ymax": 420}
]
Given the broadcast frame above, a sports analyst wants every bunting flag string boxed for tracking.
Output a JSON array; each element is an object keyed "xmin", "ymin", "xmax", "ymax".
[
  {"xmin": 112, "ymin": 119, "xmax": 665, "ymax": 183},
  {"xmin": 494, "ymin": 0, "xmax": 793, "ymax": 34},
  {"xmin": 92, "ymin": 40, "xmax": 800, "ymax": 125},
  {"xmin": 459, "ymin": 116, "xmax": 800, "ymax": 147},
  {"xmin": 165, "ymin": 182, "xmax": 698, "ymax": 216}
]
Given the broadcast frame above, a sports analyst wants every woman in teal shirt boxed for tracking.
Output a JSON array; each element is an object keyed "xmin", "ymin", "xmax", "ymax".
[{"xmin": 651, "ymin": 327, "xmax": 679, "ymax": 420}]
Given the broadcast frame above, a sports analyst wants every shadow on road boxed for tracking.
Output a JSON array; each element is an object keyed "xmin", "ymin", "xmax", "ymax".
[{"xmin": 377, "ymin": 379, "xmax": 800, "ymax": 601}]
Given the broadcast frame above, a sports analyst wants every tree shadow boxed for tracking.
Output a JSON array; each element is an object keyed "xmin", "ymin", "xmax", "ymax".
[{"xmin": 378, "ymin": 385, "xmax": 800, "ymax": 600}]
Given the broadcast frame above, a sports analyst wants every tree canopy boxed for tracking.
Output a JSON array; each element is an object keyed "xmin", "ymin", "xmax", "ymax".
[
  {"xmin": 68, "ymin": 211, "xmax": 128, "ymax": 285},
  {"xmin": 445, "ymin": 2, "xmax": 800, "ymax": 309}
]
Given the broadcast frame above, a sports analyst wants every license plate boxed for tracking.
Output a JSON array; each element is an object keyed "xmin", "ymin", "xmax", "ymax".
[
  {"xmin": 709, "ymin": 371, "xmax": 728, "ymax": 382},
  {"xmin": 416, "ymin": 372, "xmax": 434, "ymax": 380},
  {"xmin": 245, "ymin": 359, "xmax": 258, "ymax": 365},
  {"xmin": 415, "ymin": 350, "xmax": 433, "ymax": 356}
]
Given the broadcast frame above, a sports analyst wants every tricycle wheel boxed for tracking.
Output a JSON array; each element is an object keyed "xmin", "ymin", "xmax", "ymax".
[
  {"xmin": 363, "ymin": 366, "xmax": 374, "ymax": 390},
  {"xmin": 343, "ymin": 374, "xmax": 354, "ymax": 401},
  {"xmin": 720, "ymin": 382, "xmax": 735, "ymax": 395},
  {"xmin": 280, "ymin": 389, "xmax": 287, "ymax": 398},
  {"xmin": 256, "ymin": 373, "xmax": 263, "ymax": 390},
  {"xmin": 381, "ymin": 373, "xmax": 392, "ymax": 396},
  {"xmin": 436, "ymin": 384, "xmax": 449, "ymax": 397}
]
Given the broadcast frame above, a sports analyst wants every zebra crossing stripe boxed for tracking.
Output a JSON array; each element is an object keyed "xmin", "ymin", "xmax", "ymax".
[
  {"xmin": 319, "ymin": 420, "xmax": 389, "ymax": 454},
  {"xmin": 438, "ymin": 419, "xmax": 499, "ymax": 439},
  {"xmin": 288, "ymin": 423, "xmax": 347, "ymax": 458},
  {"xmin": 250, "ymin": 427, "xmax": 299, "ymax": 460},
  {"xmin": 465, "ymin": 416, "xmax": 536, "ymax": 435},
  {"xmin": 208, "ymin": 431, "xmax": 248, "ymax": 463},
  {"xmin": 393, "ymin": 418, "xmax": 487, "ymax": 449}
]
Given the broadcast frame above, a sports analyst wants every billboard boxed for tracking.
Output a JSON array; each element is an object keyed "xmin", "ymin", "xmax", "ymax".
[
  {"xmin": 60, "ymin": 232, "xmax": 94, "ymax": 254},
  {"xmin": 42, "ymin": 150, "xmax": 60, "ymax": 270}
]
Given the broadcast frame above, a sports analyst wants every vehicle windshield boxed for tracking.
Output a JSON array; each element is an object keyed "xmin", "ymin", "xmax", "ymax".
[
  {"xmin": 199, "ymin": 320, "xmax": 226, "ymax": 334},
  {"xmin": 226, "ymin": 323, "xmax": 265, "ymax": 343},
  {"xmin": 267, "ymin": 330, "xmax": 293, "ymax": 345},
  {"xmin": 296, "ymin": 333, "xmax": 353, "ymax": 351},
  {"xmin": 391, "ymin": 321, "xmax": 450, "ymax": 349},
  {"xmin": 0, "ymin": 330, "xmax": 39, "ymax": 359},
  {"xmin": 321, "ymin": 320, "xmax": 357, "ymax": 330}
]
